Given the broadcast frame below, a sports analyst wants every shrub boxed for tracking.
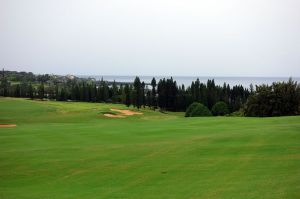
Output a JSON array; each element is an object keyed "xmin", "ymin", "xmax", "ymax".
[
  {"xmin": 185, "ymin": 102, "xmax": 199, "ymax": 117},
  {"xmin": 185, "ymin": 102, "xmax": 212, "ymax": 117},
  {"xmin": 212, "ymin": 101, "xmax": 229, "ymax": 116},
  {"xmin": 228, "ymin": 109, "xmax": 244, "ymax": 117}
]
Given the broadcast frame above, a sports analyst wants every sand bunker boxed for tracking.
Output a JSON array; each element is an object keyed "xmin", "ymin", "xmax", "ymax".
[
  {"xmin": 103, "ymin": 114, "xmax": 125, "ymax": 118},
  {"xmin": 110, "ymin": 109, "xmax": 143, "ymax": 116},
  {"xmin": 0, "ymin": 124, "xmax": 16, "ymax": 128},
  {"xmin": 103, "ymin": 109, "xmax": 143, "ymax": 118}
]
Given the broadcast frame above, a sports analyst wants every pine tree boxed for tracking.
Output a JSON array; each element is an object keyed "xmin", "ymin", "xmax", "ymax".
[
  {"xmin": 250, "ymin": 83, "xmax": 254, "ymax": 94},
  {"xmin": 93, "ymin": 84, "xmax": 97, "ymax": 102},
  {"xmin": 0, "ymin": 70, "xmax": 9, "ymax": 97},
  {"xmin": 194, "ymin": 78, "xmax": 200, "ymax": 102},
  {"xmin": 146, "ymin": 90, "xmax": 151, "ymax": 107},
  {"xmin": 83, "ymin": 83, "xmax": 89, "ymax": 101},
  {"xmin": 207, "ymin": 79, "xmax": 216, "ymax": 109},
  {"xmin": 14, "ymin": 84, "xmax": 21, "ymax": 97},
  {"xmin": 103, "ymin": 81, "xmax": 109, "ymax": 102},
  {"xmin": 28, "ymin": 83, "xmax": 34, "ymax": 99},
  {"xmin": 141, "ymin": 81, "xmax": 145, "ymax": 108},
  {"xmin": 55, "ymin": 84, "xmax": 59, "ymax": 101},
  {"xmin": 111, "ymin": 81, "xmax": 118, "ymax": 103},
  {"xmin": 60, "ymin": 87, "xmax": 66, "ymax": 101},
  {"xmin": 124, "ymin": 84, "xmax": 131, "ymax": 107},
  {"xmin": 151, "ymin": 77, "xmax": 157, "ymax": 109},
  {"xmin": 38, "ymin": 83, "xmax": 45, "ymax": 99},
  {"xmin": 133, "ymin": 77, "xmax": 142, "ymax": 109},
  {"xmin": 48, "ymin": 84, "xmax": 55, "ymax": 100},
  {"xmin": 20, "ymin": 81, "xmax": 28, "ymax": 97}
]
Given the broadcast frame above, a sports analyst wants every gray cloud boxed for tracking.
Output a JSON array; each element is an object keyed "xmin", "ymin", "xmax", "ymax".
[{"xmin": 0, "ymin": 0, "xmax": 300, "ymax": 76}]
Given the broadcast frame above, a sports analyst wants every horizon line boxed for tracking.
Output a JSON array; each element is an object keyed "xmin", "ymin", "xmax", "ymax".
[{"xmin": 3, "ymin": 69, "xmax": 300, "ymax": 78}]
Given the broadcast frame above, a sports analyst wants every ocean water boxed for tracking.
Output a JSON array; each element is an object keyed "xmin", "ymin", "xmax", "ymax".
[{"xmin": 79, "ymin": 76, "xmax": 300, "ymax": 88}]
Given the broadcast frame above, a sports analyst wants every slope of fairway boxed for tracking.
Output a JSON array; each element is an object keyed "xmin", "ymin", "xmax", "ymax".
[{"xmin": 0, "ymin": 98, "xmax": 299, "ymax": 199}]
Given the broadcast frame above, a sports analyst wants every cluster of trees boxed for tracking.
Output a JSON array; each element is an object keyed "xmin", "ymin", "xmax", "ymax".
[
  {"xmin": 0, "ymin": 79, "xmax": 124, "ymax": 103},
  {"xmin": 153, "ymin": 78, "xmax": 250, "ymax": 112},
  {"xmin": 186, "ymin": 79, "xmax": 249, "ymax": 112},
  {"xmin": 244, "ymin": 79, "xmax": 300, "ymax": 117},
  {"xmin": 1, "ymin": 70, "xmax": 299, "ymax": 117},
  {"xmin": 0, "ymin": 70, "xmax": 250, "ymax": 114}
]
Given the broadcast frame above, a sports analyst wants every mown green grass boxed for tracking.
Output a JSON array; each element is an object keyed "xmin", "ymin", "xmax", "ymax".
[{"xmin": 0, "ymin": 97, "xmax": 299, "ymax": 199}]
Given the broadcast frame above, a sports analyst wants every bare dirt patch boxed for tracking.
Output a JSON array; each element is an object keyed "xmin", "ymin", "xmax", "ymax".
[
  {"xmin": 103, "ymin": 114, "xmax": 125, "ymax": 118},
  {"xmin": 103, "ymin": 109, "xmax": 143, "ymax": 118},
  {"xmin": 110, "ymin": 109, "xmax": 143, "ymax": 116},
  {"xmin": 0, "ymin": 124, "xmax": 17, "ymax": 128}
]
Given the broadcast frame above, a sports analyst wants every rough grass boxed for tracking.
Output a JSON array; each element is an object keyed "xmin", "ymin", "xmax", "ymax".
[{"xmin": 0, "ymin": 97, "xmax": 299, "ymax": 199}]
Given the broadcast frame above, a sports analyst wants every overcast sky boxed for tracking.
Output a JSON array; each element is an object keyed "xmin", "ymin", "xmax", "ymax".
[{"xmin": 0, "ymin": 0, "xmax": 299, "ymax": 76}]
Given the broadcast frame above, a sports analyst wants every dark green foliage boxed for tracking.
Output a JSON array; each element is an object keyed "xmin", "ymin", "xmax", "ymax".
[
  {"xmin": 59, "ymin": 87, "xmax": 67, "ymax": 101},
  {"xmin": 1, "ymin": 70, "xmax": 36, "ymax": 82},
  {"xmin": 28, "ymin": 84, "xmax": 34, "ymax": 99},
  {"xmin": 150, "ymin": 77, "xmax": 157, "ymax": 108},
  {"xmin": 185, "ymin": 102, "xmax": 199, "ymax": 117},
  {"xmin": 157, "ymin": 77, "xmax": 178, "ymax": 111},
  {"xmin": 38, "ymin": 83, "xmax": 45, "ymax": 99},
  {"xmin": 206, "ymin": 79, "xmax": 217, "ymax": 109},
  {"xmin": 133, "ymin": 77, "xmax": 142, "ymax": 109},
  {"xmin": 245, "ymin": 79, "xmax": 300, "ymax": 117},
  {"xmin": 47, "ymin": 84, "xmax": 56, "ymax": 100},
  {"xmin": 1, "ymin": 70, "xmax": 251, "ymax": 114},
  {"xmin": 124, "ymin": 84, "xmax": 131, "ymax": 107},
  {"xmin": 55, "ymin": 85, "xmax": 59, "ymax": 101},
  {"xmin": 98, "ymin": 78, "xmax": 109, "ymax": 102},
  {"xmin": 188, "ymin": 79, "xmax": 248, "ymax": 113},
  {"xmin": 2, "ymin": 70, "xmax": 300, "ymax": 117},
  {"xmin": 146, "ymin": 90, "xmax": 151, "ymax": 107},
  {"xmin": 19, "ymin": 81, "xmax": 28, "ymax": 97},
  {"xmin": 0, "ymin": 69, "xmax": 10, "ymax": 97},
  {"xmin": 229, "ymin": 110, "xmax": 244, "ymax": 117},
  {"xmin": 111, "ymin": 81, "xmax": 118, "ymax": 103},
  {"xmin": 185, "ymin": 102, "xmax": 212, "ymax": 117},
  {"xmin": 141, "ymin": 81, "xmax": 146, "ymax": 108},
  {"xmin": 14, "ymin": 84, "xmax": 21, "ymax": 97},
  {"xmin": 175, "ymin": 84, "xmax": 188, "ymax": 111},
  {"xmin": 212, "ymin": 101, "xmax": 229, "ymax": 116}
]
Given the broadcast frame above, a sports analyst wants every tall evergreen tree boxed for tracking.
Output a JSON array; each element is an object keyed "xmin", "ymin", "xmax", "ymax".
[
  {"xmin": 59, "ymin": 87, "xmax": 67, "ymax": 101},
  {"xmin": 133, "ymin": 77, "xmax": 142, "ymax": 109},
  {"xmin": 151, "ymin": 77, "xmax": 157, "ymax": 108},
  {"xmin": 111, "ymin": 81, "xmax": 118, "ymax": 103},
  {"xmin": 124, "ymin": 84, "xmax": 131, "ymax": 107},
  {"xmin": 0, "ymin": 70, "xmax": 9, "ymax": 97},
  {"xmin": 20, "ymin": 81, "xmax": 28, "ymax": 97},
  {"xmin": 194, "ymin": 78, "xmax": 200, "ymax": 102},
  {"xmin": 28, "ymin": 83, "xmax": 34, "ymax": 99},
  {"xmin": 55, "ymin": 84, "xmax": 59, "ymax": 101},
  {"xmin": 14, "ymin": 84, "xmax": 21, "ymax": 97},
  {"xmin": 38, "ymin": 83, "xmax": 45, "ymax": 99},
  {"xmin": 141, "ymin": 81, "xmax": 146, "ymax": 108},
  {"xmin": 103, "ymin": 82, "xmax": 109, "ymax": 102},
  {"xmin": 48, "ymin": 84, "xmax": 56, "ymax": 100}
]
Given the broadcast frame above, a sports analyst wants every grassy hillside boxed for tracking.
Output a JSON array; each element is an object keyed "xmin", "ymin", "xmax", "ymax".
[{"xmin": 0, "ymin": 97, "xmax": 299, "ymax": 199}]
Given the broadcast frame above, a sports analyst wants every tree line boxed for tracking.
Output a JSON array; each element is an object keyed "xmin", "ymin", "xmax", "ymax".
[{"xmin": 1, "ymin": 70, "xmax": 299, "ymax": 117}]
